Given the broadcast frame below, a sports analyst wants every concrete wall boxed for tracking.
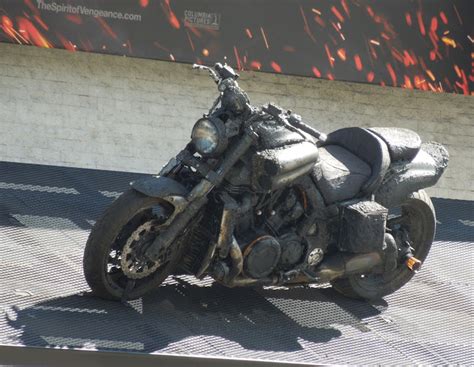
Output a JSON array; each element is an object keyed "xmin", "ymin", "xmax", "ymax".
[{"xmin": 0, "ymin": 43, "xmax": 472, "ymax": 200}]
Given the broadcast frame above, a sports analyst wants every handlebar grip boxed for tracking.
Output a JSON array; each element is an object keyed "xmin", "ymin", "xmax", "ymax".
[{"xmin": 288, "ymin": 114, "xmax": 327, "ymax": 142}]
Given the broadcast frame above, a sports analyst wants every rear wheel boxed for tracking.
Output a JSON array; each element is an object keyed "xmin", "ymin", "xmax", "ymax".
[
  {"xmin": 83, "ymin": 189, "xmax": 183, "ymax": 300},
  {"xmin": 332, "ymin": 190, "xmax": 435, "ymax": 300}
]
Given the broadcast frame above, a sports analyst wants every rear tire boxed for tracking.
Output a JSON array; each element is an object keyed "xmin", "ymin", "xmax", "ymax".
[
  {"xmin": 83, "ymin": 189, "xmax": 181, "ymax": 300},
  {"xmin": 331, "ymin": 190, "xmax": 435, "ymax": 300}
]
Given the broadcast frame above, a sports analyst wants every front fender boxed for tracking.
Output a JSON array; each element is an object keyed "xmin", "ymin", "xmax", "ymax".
[{"xmin": 131, "ymin": 175, "xmax": 188, "ymax": 201}]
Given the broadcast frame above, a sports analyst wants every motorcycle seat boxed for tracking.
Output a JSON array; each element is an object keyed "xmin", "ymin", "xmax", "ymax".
[
  {"xmin": 368, "ymin": 127, "xmax": 421, "ymax": 162},
  {"xmin": 318, "ymin": 127, "xmax": 391, "ymax": 201},
  {"xmin": 312, "ymin": 145, "xmax": 372, "ymax": 204}
]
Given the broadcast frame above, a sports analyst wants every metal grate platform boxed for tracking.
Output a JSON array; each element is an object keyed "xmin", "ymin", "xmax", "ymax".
[{"xmin": 0, "ymin": 161, "xmax": 473, "ymax": 365}]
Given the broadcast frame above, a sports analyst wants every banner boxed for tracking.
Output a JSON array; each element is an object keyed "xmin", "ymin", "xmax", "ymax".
[{"xmin": 0, "ymin": 0, "xmax": 472, "ymax": 94}]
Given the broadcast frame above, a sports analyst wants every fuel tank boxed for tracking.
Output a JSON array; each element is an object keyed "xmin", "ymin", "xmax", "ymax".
[{"xmin": 252, "ymin": 141, "xmax": 319, "ymax": 191}]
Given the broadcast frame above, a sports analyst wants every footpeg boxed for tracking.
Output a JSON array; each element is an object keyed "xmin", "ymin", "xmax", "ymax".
[{"xmin": 405, "ymin": 256, "xmax": 422, "ymax": 272}]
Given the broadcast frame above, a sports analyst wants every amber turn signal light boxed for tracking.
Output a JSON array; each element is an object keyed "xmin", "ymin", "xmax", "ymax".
[{"xmin": 405, "ymin": 256, "xmax": 422, "ymax": 272}]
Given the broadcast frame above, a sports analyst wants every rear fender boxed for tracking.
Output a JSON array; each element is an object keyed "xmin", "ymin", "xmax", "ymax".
[{"xmin": 375, "ymin": 142, "xmax": 448, "ymax": 208}]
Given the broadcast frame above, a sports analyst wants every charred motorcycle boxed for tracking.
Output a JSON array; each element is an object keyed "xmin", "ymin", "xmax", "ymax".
[{"xmin": 83, "ymin": 63, "xmax": 449, "ymax": 301}]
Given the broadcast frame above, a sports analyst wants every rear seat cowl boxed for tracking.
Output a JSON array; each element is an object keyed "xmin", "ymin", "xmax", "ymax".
[{"xmin": 369, "ymin": 127, "xmax": 421, "ymax": 162}]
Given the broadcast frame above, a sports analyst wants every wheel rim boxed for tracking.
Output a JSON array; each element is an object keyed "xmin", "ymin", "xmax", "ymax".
[{"xmin": 103, "ymin": 206, "xmax": 173, "ymax": 296}]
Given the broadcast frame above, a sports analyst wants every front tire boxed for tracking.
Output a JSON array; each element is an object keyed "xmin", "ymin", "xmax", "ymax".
[
  {"xmin": 331, "ymin": 190, "xmax": 436, "ymax": 300},
  {"xmin": 83, "ymin": 189, "xmax": 181, "ymax": 300}
]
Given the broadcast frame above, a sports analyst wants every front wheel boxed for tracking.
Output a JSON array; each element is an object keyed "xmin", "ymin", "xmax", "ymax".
[
  {"xmin": 331, "ymin": 190, "xmax": 436, "ymax": 300},
  {"xmin": 83, "ymin": 189, "xmax": 182, "ymax": 300}
]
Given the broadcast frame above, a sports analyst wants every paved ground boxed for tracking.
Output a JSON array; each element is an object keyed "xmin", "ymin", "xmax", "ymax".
[{"xmin": 0, "ymin": 161, "xmax": 472, "ymax": 365}]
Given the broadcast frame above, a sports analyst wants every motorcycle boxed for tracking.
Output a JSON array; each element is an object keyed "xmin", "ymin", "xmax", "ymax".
[{"xmin": 83, "ymin": 63, "xmax": 449, "ymax": 301}]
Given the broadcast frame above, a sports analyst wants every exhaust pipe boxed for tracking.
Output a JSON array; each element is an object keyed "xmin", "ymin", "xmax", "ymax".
[{"xmin": 312, "ymin": 252, "xmax": 383, "ymax": 282}]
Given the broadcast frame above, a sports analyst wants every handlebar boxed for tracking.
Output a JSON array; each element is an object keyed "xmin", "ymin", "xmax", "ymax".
[
  {"xmin": 193, "ymin": 62, "xmax": 239, "ymax": 84},
  {"xmin": 192, "ymin": 64, "xmax": 220, "ymax": 83}
]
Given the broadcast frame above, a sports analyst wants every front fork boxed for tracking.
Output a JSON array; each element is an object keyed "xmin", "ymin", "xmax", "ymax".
[{"xmin": 144, "ymin": 128, "xmax": 258, "ymax": 262}]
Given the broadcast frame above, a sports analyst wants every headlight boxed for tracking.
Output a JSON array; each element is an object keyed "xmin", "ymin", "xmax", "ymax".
[{"xmin": 191, "ymin": 117, "xmax": 228, "ymax": 156}]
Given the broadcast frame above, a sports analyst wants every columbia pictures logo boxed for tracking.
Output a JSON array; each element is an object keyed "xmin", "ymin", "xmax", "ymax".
[{"xmin": 184, "ymin": 10, "xmax": 221, "ymax": 30}]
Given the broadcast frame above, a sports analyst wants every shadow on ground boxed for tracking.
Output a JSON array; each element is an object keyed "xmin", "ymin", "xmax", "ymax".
[{"xmin": 6, "ymin": 279, "xmax": 386, "ymax": 354}]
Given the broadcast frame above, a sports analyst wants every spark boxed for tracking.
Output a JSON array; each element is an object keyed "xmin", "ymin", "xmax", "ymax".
[
  {"xmin": 17, "ymin": 17, "xmax": 52, "ymax": 48},
  {"xmin": 245, "ymin": 28, "xmax": 253, "ymax": 39},
  {"xmin": 368, "ymin": 43, "xmax": 378, "ymax": 59},
  {"xmin": 331, "ymin": 6, "xmax": 344, "ymax": 22},
  {"xmin": 185, "ymin": 29, "xmax": 195, "ymax": 52},
  {"xmin": 405, "ymin": 13, "xmax": 412, "ymax": 26},
  {"xmin": 341, "ymin": 0, "xmax": 350, "ymax": 17},
  {"xmin": 169, "ymin": 54, "xmax": 175, "ymax": 61},
  {"xmin": 386, "ymin": 63, "xmax": 397, "ymax": 86},
  {"xmin": 467, "ymin": 35, "xmax": 474, "ymax": 43},
  {"xmin": 300, "ymin": 6, "xmax": 317, "ymax": 43},
  {"xmin": 366, "ymin": 6, "xmax": 374, "ymax": 17},
  {"xmin": 439, "ymin": 12, "xmax": 448, "ymax": 25},
  {"xmin": 453, "ymin": 4, "xmax": 463, "ymax": 25},
  {"xmin": 314, "ymin": 16, "xmax": 326, "ymax": 28},
  {"xmin": 414, "ymin": 77, "xmax": 426, "ymax": 86},
  {"xmin": 331, "ymin": 22, "xmax": 345, "ymax": 41},
  {"xmin": 233, "ymin": 46, "xmax": 242, "ymax": 70},
  {"xmin": 367, "ymin": 72, "xmax": 375, "ymax": 82},
  {"xmin": 370, "ymin": 39, "xmax": 380, "ymax": 46},
  {"xmin": 430, "ymin": 17, "xmax": 438, "ymax": 32},
  {"xmin": 187, "ymin": 26, "xmax": 201, "ymax": 37},
  {"xmin": 454, "ymin": 65, "xmax": 462, "ymax": 78},
  {"xmin": 260, "ymin": 27, "xmax": 269, "ymax": 49},
  {"xmin": 270, "ymin": 61, "xmax": 281, "ymax": 73},
  {"xmin": 33, "ymin": 15, "xmax": 48, "ymax": 30},
  {"xmin": 416, "ymin": 11, "xmax": 425, "ymax": 36},
  {"xmin": 325, "ymin": 44, "xmax": 334, "ymax": 68},
  {"xmin": 354, "ymin": 54, "xmax": 363, "ymax": 71},
  {"xmin": 250, "ymin": 61, "xmax": 261, "ymax": 70},
  {"xmin": 96, "ymin": 17, "xmax": 117, "ymax": 39},
  {"xmin": 311, "ymin": 8, "xmax": 321, "ymax": 16},
  {"xmin": 454, "ymin": 67, "xmax": 469, "ymax": 95},
  {"xmin": 1, "ymin": 15, "xmax": 18, "ymax": 41},
  {"xmin": 426, "ymin": 70, "xmax": 436, "ymax": 81},
  {"xmin": 57, "ymin": 33, "xmax": 75, "ymax": 52},
  {"xmin": 312, "ymin": 66, "xmax": 321, "ymax": 78},
  {"xmin": 337, "ymin": 48, "xmax": 346, "ymax": 61},
  {"xmin": 391, "ymin": 48, "xmax": 404, "ymax": 64},
  {"xmin": 441, "ymin": 36, "xmax": 456, "ymax": 48},
  {"xmin": 403, "ymin": 75, "xmax": 413, "ymax": 89},
  {"xmin": 202, "ymin": 48, "xmax": 209, "ymax": 57},
  {"xmin": 139, "ymin": 0, "xmax": 149, "ymax": 7},
  {"xmin": 162, "ymin": 0, "xmax": 180, "ymax": 29}
]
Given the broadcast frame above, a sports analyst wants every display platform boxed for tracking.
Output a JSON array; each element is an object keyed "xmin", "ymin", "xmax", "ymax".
[{"xmin": 0, "ymin": 161, "xmax": 472, "ymax": 366}]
